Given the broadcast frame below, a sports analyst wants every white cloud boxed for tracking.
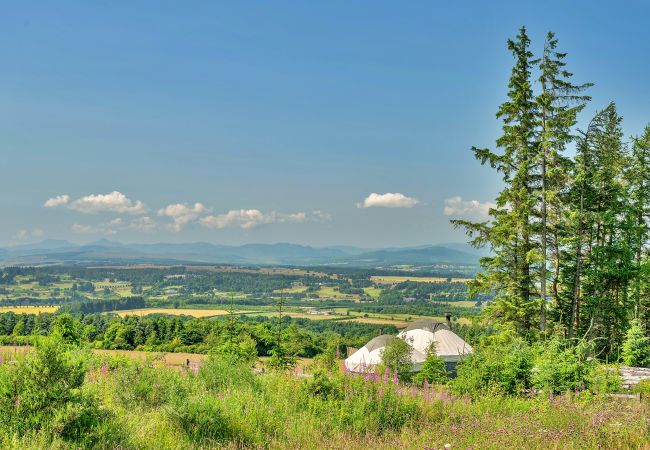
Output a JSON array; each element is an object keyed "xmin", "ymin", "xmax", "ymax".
[
  {"xmin": 108, "ymin": 218, "xmax": 123, "ymax": 227},
  {"xmin": 157, "ymin": 202, "xmax": 206, "ymax": 232},
  {"xmin": 15, "ymin": 228, "xmax": 44, "ymax": 240},
  {"xmin": 129, "ymin": 216, "xmax": 157, "ymax": 232},
  {"xmin": 71, "ymin": 223, "xmax": 96, "ymax": 234},
  {"xmin": 44, "ymin": 194, "xmax": 70, "ymax": 208},
  {"xmin": 200, "ymin": 209, "xmax": 310, "ymax": 230},
  {"xmin": 311, "ymin": 210, "xmax": 332, "ymax": 222},
  {"xmin": 68, "ymin": 191, "xmax": 147, "ymax": 214},
  {"xmin": 358, "ymin": 192, "xmax": 419, "ymax": 209},
  {"xmin": 442, "ymin": 196, "xmax": 496, "ymax": 219}
]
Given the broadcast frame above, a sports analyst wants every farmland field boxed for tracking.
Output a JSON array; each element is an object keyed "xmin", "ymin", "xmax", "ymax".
[
  {"xmin": 114, "ymin": 308, "xmax": 252, "ymax": 318},
  {"xmin": 0, "ymin": 345, "xmax": 207, "ymax": 368},
  {"xmin": 315, "ymin": 286, "xmax": 356, "ymax": 299},
  {"xmin": 371, "ymin": 275, "xmax": 472, "ymax": 284},
  {"xmin": 273, "ymin": 285, "xmax": 309, "ymax": 294},
  {"xmin": 0, "ymin": 306, "xmax": 59, "ymax": 314}
]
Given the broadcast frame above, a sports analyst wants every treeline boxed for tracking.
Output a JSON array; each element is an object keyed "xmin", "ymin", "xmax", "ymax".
[
  {"xmin": 62, "ymin": 296, "xmax": 145, "ymax": 314},
  {"xmin": 0, "ymin": 311, "xmax": 392, "ymax": 357},
  {"xmin": 379, "ymin": 281, "xmax": 492, "ymax": 303},
  {"xmin": 454, "ymin": 27, "xmax": 649, "ymax": 357},
  {"xmin": 351, "ymin": 302, "xmax": 482, "ymax": 319}
]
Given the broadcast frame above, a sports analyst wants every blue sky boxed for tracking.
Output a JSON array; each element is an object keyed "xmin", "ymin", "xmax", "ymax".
[{"xmin": 1, "ymin": 1, "xmax": 648, "ymax": 247}]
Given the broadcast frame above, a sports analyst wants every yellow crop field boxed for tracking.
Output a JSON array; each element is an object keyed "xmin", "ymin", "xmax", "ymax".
[
  {"xmin": 346, "ymin": 317, "xmax": 409, "ymax": 327},
  {"xmin": 115, "ymin": 308, "xmax": 252, "ymax": 318},
  {"xmin": 370, "ymin": 276, "xmax": 472, "ymax": 284},
  {"xmin": 0, "ymin": 306, "xmax": 59, "ymax": 314}
]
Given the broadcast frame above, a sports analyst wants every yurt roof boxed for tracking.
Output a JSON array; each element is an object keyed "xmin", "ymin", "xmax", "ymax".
[
  {"xmin": 403, "ymin": 318, "xmax": 449, "ymax": 333},
  {"xmin": 363, "ymin": 334, "xmax": 396, "ymax": 352}
]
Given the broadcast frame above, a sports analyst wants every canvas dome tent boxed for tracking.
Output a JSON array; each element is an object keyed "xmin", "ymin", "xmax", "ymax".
[
  {"xmin": 344, "ymin": 334, "xmax": 426, "ymax": 373},
  {"xmin": 344, "ymin": 319, "xmax": 473, "ymax": 373},
  {"xmin": 398, "ymin": 319, "xmax": 473, "ymax": 363}
]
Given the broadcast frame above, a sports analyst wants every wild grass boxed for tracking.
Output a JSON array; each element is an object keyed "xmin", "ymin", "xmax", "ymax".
[{"xmin": 0, "ymin": 338, "xmax": 647, "ymax": 449}]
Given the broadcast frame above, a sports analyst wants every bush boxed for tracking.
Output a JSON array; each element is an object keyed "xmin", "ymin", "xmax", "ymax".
[
  {"xmin": 414, "ymin": 349, "xmax": 447, "ymax": 385},
  {"xmin": 168, "ymin": 395, "xmax": 245, "ymax": 444},
  {"xmin": 380, "ymin": 337, "xmax": 414, "ymax": 382},
  {"xmin": 451, "ymin": 332, "xmax": 533, "ymax": 397},
  {"xmin": 413, "ymin": 341, "xmax": 448, "ymax": 385},
  {"xmin": 210, "ymin": 334, "xmax": 258, "ymax": 365},
  {"xmin": 0, "ymin": 336, "xmax": 101, "ymax": 439},
  {"xmin": 632, "ymin": 379, "xmax": 650, "ymax": 395},
  {"xmin": 621, "ymin": 320, "xmax": 650, "ymax": 367},
  {"xmin": 199, "ymin": 354, "xmax": 258, "ymax": 392},
  {"xmin": 532, "ymin": 338, "xmax": 597, "ymax": 394},
  {"xmin": 111, "ymin": 360, "xmax": 189, "ymax": 408}
]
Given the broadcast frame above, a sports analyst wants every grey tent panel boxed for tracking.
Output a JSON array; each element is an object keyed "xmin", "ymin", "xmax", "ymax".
[
  {"xmin": 403, "ymin": 318, "xmax": 449, "ymax": 333},
  {"xmin": 364, "ymin": 335, "xmax": 396, "ymax": 352}
]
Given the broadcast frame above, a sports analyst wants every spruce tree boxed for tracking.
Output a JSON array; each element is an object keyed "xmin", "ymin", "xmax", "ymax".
[
  {"xmin": 454, "ymin": 27, "xmax": 540, "ymax": 335},
  {"xmin": 535, "ymin": 32, "xmax": 591, "ymax": 330}
]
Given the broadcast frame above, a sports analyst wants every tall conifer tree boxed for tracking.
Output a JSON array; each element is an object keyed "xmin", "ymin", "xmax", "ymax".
[{"xmin": 454, "ymin": 27, "xmax": 540, "ymax": 335}]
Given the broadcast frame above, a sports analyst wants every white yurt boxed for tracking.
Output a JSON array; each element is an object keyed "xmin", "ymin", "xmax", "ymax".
[
  {"xmin": 344, "ymin": 334, "xmax": 426, "ymax": 373},
  {"xmin": 344, "ymin": 319, "xmax": 472, "ymax": 374},
  {"xmin": 398, "ymin": 319, "xmax": 473, "ymax": 371}
]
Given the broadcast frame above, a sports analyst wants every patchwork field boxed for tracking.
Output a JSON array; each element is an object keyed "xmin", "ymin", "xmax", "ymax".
[
  {"xmin": 315, "ymin": 286, "xmax": 356, "ymax": 299},
  {"xmin": 0, "ymin": 306, "xmax": 59, "ymax": 314},
  {"xmin": 114, "ymin": 308, "xmax": 250, "ymax": 318},
  {"xmin": 371, "ymin": 275, "xmax": 472, "ymax": 284}
]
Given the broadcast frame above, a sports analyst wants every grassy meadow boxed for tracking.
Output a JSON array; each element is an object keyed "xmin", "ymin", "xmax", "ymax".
[{"xmin": 0, "ymin": 336, "xmax": 647, "ymax": 449}]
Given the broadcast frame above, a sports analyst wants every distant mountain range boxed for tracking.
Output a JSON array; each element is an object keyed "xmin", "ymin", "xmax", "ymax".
[{"xmin": 0, "ymin": 239, "xmax": 487, "ymax": 268}]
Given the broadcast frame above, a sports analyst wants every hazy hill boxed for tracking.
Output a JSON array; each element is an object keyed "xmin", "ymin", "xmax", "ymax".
[{"xmin": 0, "ymin": 240, "xmax": 480, "ymax": 267}]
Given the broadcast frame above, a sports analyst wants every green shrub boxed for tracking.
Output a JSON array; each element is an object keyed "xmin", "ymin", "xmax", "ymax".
[
  {"xmin": 168, "ymin": 395, "xmax": 246, "ymax": 445},
  {"xmin": 621, "ymin": 320, "xmax": 650, "ymax": 367},
  {"xmin": 414, "ymin": 343, "xmax": 448, "ymax": 385},
  {"xmin": 532, "ymin": 338, "xmax": 597, "ymax": 394},
  {"xmin": 210, "ymin": 334, "xmax": 258, "ymax": 365},
  {"xmin": 199, "ymin": 354, "xmax": 258, "ymax": 392},
  {"xmin": 632, "ymin": 379, "xmax": 650, "ymax": 396},
  {"xmin": 451, "ymin": 331, "xmax": 533, "ymax": 397},
  {"xmin": 0, "ymin": 336, "xmax": 101, "ymax": 439},
  {"xmin": 111, "ymin": 361, "xmax": 189, "ymax": 408},
  {"xmin": 380, "ymin": 337, "xmax": 414, "ymax": 382}
]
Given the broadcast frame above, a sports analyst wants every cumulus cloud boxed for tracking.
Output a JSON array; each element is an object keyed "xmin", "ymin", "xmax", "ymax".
[
  {"xmin": 358, "ymin": 192, "xmax": 419, "ymax": 209},
  {"xmin": 443, "ymin": 196, "xmax": 496, "ymax": 219},
  {"xmin": 129, "ymin": 216, "xmax": 157, "ymax": 232},
  {"xmin": 311, "ymin": 210, "xmax": 332, "ymax": 222},
  {"xmin": 71, "ymin": 223, "xmax": 97, "ymax": 234},
  {"xmin": 68, "ymin": 191, "xmax": 147, "ymax": 214},
  {"xmin": 157, "ymin": 202, "xmax": 206, "ymax": 232},
  {"xmin": 44, "ymin": 194, "xmax": 70, "ymax": 208},
  {"xmin": 200, "ymin": 209, "xmax": 310, "ymax": 230}
]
